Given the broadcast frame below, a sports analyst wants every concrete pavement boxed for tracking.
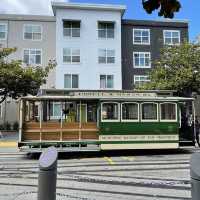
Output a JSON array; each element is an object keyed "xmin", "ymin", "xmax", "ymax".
[
  {"xmin": 0, "ymin": 132, "xmax": 18, "ymax": 148},
  {"xmin": 0, "ymin": 147, "xmax": 197, "ymax": 200},
  {"xmin": 0, "ymin": 132, "xmax": 197, "ymax": 199}
]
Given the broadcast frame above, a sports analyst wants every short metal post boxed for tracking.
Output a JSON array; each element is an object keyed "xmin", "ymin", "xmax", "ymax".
[{"xmin": 38, "ymin": 146, "xmax": 58, "ymax": 200}]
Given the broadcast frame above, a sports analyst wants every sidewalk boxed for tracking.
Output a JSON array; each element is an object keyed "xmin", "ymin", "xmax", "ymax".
[{"xmin": 0, "ymin": 132, "xmax": 18, "ymax": 148}]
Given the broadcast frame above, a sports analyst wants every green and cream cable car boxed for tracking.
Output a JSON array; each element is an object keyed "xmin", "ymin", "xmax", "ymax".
[{"xmin": 18, "ymin": 90, "xmax": 195, "ymax": 152}]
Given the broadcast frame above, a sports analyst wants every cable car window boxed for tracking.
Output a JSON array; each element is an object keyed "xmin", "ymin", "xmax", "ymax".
[
  {"xmin": 50, "ymin": 102, "xmax": 61, "ymax": 119},
  {"xmin": 122, "ymin": 103, "xmax": 138, "ymax": 121},
  {"xmin": 160, "ymin": 103, "xmax": 176, "ymax": 121},
  {"xmin": 102, "ymin": 103, "xmax": 119, "ymax": 121},
  {"xmin": 87, "ymin": 103, "xmax": 97, "ymax": 122},
  {"xmin": 142, "ymin": 103, "xmax": 158, "ymax": 121}
]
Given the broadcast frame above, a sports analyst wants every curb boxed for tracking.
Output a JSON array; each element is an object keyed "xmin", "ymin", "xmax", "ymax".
[{"xmin": 0, "ymin": 141, "xmax": 17, "ymax": 148}]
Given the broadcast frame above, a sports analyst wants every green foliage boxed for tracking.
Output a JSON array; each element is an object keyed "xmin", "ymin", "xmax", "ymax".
[
  {"xmin": 139, "ymin": 42, "xmax": 200, "ymax": 96},
  {"xmin": 0, "ymin": 121, "xmax": 19, "ymax": 131},
  {"xmin": 0, "ymin": 48, "xmax": 56, "ymax": 103},
  {"xmin": 0, "ymin": 124, "xmax": 4, "ymax": 130},
  {"xmin": 13, "ymin": 121, "xmax": 19, "ymax": 131},
  {"xmin": 142, "ymin": 0, "xmax": 181, "ymax": 18},
  {"xmin": 4, "ymin": 122, "xmax": 11, "ymax": 130}
]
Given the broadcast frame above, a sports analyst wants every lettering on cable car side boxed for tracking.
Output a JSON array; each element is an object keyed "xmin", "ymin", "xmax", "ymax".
[
  {"xmin": 71, "ymin": 92, "xmax": 157, "ymax": 98},
  {"xmin": 100, "ymin": 135, "xmax": 178, "ymax": 141}
]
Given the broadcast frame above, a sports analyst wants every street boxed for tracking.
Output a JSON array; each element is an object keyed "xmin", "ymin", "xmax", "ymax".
[{"xmin": 0, "ymin": 140, "xmax": 198, "ymax": 200}]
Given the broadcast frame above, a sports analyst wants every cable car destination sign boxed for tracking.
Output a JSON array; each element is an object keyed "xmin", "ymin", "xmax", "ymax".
[
  {"xmin": 42, "ymin": 90, "xmax": 158, "ymax": 99},
  {"xmin": 71, "ymin": 91, "xmax": 157, "ymax": 98}
]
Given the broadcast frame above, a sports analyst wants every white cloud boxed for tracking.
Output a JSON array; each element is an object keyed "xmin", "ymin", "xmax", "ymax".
[{"xmin": 0, "ymin": 0, "xmax": 68, "ymax": 15}]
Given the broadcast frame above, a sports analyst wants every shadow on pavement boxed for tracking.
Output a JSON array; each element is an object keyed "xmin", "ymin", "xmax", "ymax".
[{"xmin": 26, "ymin": 148, "xmax": 195, "ymax": 160}]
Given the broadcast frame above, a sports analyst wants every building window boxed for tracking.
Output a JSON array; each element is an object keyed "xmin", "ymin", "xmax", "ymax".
[
  {"xmin": 87, "ymin": 103, "xmax": 97, "ymax": 122},
  {"xmin": 0, "ymin": 24, "xmax": 7, "ymax": 40},
  {"xmin": 134, "ymin": 75, "xmax": 150, "ymax": 87},
  {"xmin": 133, "ymin": 29, "xmax": 150, "ymax": 44},
  {"xmin": 98, "ymin": 22, "xmax": 114, "ymax": 39},
  {"xmin": 23, "ymin": 49, "xmax": 42, "ymax": 65},
  {"xmin": 63, "ymin": 48, "xmax": 80, "ymax": 64},
  {"xmin": 63, "ymin": 21, "xmax": 80, "ymax": 38},
  {"xmin": 121, "ymin": 103, "xmax": 139, "ymax": 121},
  {"xmin": 98, "ymin": 49, "xmax": 115, "ymax": 64},
  {"xmin": 100, "ymin": 75, "xmax": 114, "ymax": 89},
  {"xmin": 160, "ymin": 103, "xmax": 177, "ymax": 121},
  {"xmin": 101, "ymin": 102, "xmax": 119, "ymax": 121},
  {"xmin": 133, "ymin": 52, "xmax": 151, "ymax": 68},
  {"xmin": 24, "ymin": 25, "xmax": 42, "ymax": 40},
  {"xmin": 64, "ymin": 74, "xmax": 79, "ymax": 89},
  {"xmin": 163, "ymin": 30, "xmax": 180, "ymax": 45},
  {"xmin": 141, "ymin": 103, "xmax": 158, "ymax": 121}
]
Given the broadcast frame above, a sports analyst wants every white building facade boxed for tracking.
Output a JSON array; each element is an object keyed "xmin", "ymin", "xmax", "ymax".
[{"xmin": 52, "ymin": 2, "xmax": 126, "ymax": 90}]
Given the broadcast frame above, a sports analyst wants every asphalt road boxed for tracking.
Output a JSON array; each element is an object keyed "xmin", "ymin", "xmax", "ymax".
[{"xmin": 0, "ymin": 146, "xmax": 198, "ymax": 200}]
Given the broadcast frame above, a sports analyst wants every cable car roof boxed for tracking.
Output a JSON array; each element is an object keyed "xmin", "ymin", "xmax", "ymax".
[{"xmin": 20, "ymin": 90, "xmax": 193, "ymax": 102}]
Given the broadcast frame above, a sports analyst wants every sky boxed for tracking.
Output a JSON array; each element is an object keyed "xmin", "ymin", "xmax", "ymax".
[{"xmin": 0, "ymin": 0, "xmax": 199, "ymax": 41}]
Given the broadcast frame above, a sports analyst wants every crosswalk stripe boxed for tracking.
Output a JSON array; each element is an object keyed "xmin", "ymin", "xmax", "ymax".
[
  {"xmin": 104, "ymin": 156, "xmax": 115, "ymax": 165},
  {"xmin": 122, "ymin": 156, "xmax": 135, "ymax": 162},
  {"xmin": 0, "ymin": 142, "xmax": 17, "ymax": 148}
]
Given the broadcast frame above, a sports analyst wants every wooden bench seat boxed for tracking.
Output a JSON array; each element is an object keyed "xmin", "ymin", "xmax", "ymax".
[
  {"xmin": 22, "ymin": 122, "xmax": 99, "ymax": 141},
  {"xmin": 22, "ymin": 131, "xmax": 99, "ymax": 141}
]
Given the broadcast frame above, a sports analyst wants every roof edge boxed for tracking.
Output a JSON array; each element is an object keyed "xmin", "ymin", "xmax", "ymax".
[
  {"xmin": 0, "ymin": 14, "xmax": 55, "ymax": 22},
  {"xmin": 123, "ymin": 18, "xmax": 189, "ymax": 26},
  {"xmin": 51, "ymin": 2, "xmax": 126, "ymax": 16}
]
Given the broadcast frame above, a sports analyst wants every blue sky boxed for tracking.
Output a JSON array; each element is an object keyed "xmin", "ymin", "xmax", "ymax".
[{"xmin": 71, "ymin": 0, "xmax": 200, "ymax": 41}]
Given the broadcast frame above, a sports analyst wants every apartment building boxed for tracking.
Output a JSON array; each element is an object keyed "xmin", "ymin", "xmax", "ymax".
[
  {"xmin": 122, "ymin": 19, "xmax": 188, "ymax": 90},
  {"xmin": 0, "ymin": 14, "xmax": 56, "ymax": 125},
  {"xmin": 0, "ymin": 2, "xmax": 191, "ymax": 125},
  {"xmin": 52, "ymin": 2, "xmax": 126, "ymax": 90}
]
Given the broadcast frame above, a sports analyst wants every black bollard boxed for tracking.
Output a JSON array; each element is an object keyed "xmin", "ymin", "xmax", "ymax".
[
  {"xmin": 190, "ymin": 152, "xmax": 200, "ymax": 200},
  {"xmin": 38, "ymin": 146, "xmax": 58, "ymax": 200}
]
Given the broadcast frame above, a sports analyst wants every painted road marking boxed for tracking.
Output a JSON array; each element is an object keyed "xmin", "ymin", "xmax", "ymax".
[
  {"xmin": 122, "ymin": 156, "xmax": 135, "ymax": 162},
  {"xmin": 104, "ymin": 157, "xmax": 115, "ymax": 165},
  {"xmin": 0, "ymin": 142, "xmax": 17, "ymax": 148}
]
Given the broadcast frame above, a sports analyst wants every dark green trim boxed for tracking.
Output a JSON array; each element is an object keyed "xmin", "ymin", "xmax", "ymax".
[
  {"xmin": 18, "ymin": 140, "xmax": 100, "ymax": 147},
  {"xmin": 99, "ymin": 122, "xmax": 179, "ymax": 135}
]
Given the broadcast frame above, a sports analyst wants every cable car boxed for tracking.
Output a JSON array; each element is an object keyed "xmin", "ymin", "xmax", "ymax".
[{"xmin": 18, "ymin": 89, "xmax": 195, "ymax": 152}]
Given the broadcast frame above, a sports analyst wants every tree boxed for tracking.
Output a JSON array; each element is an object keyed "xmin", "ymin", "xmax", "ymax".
[
  {"xmin": 0, "ymin": 48, "xmax": 56, "ymax": 103},
  {"xmin": 139, "ymin": 42, "xmax": 200, "ymax": 96},
  {"xmin": 142, "ymin": 0, "xmax": 181, "ymax": 18}
]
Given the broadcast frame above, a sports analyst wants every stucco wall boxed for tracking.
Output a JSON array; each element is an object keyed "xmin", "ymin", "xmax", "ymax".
[
  {"xmin": 0, "ymin": 16, "xmax": 56, "ymax": 89},
  {"xmin": 0, "ymin": 15, "xmax": 56, "ymax": 124},
  {"xmin": 0, "ymin": 98, "xmax": 18, "ymax": 125},
  {"xmin": 55, "ymin": 8, "xmax": 122, "ymax": 90}
]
